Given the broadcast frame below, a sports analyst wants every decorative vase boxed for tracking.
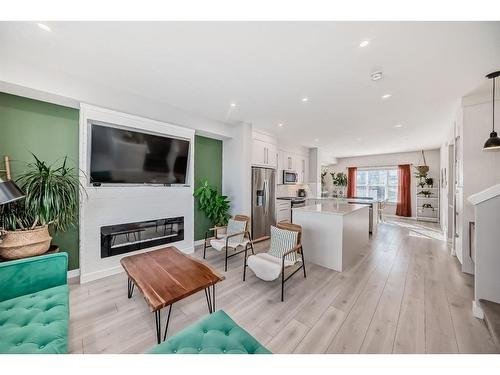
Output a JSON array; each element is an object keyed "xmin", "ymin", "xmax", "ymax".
[{"xmin": 0, "ymin": 226, "xmax": 52, "ymax": 260}]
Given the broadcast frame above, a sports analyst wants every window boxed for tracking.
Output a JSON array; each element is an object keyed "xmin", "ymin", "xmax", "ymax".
[{"xmin": 356, "ymin": 168, "xmax": 399, "ymax": 202}]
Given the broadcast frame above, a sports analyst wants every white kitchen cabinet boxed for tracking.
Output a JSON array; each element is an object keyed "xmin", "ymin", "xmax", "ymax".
[
  {"xmin": 299, "ymin": 156, "xmax": 309, "ymax": 183},
  {"xmin": 252, "ymin": 138, "xmax": 277, "ymax": 168},
  {"xmin": 252, "ymin": 139, "xmax": 267, "ymax": 166},
  {"xmin": 276, "ymin": 199, "xmax": 291, "ymax": 223},
  {"xmin": 266, "ymin": 142, "xmax": 278, "ymax": 168},
  {"xmin": 286, "ymin": 152, "xmax": 297, "ymax": 171}
]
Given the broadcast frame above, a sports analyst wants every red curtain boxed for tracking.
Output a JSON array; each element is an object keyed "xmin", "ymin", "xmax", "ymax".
[
  {"xmin": 347, "ymin": 167, "xmax": 357, "ymax": 198},
  {"xmin": 396, "ymin": 164, "xmax": 412, "ymax": 217}
]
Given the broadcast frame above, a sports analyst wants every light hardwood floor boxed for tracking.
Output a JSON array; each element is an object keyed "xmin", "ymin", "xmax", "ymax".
[{"xmin": 68, "ymin": 219, "xmax": 498, "ymax": 354}]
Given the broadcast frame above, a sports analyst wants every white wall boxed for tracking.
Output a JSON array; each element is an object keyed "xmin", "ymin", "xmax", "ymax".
[
  {"xmin": 79, "ymin": 105, "xmax": 195, "ymax": 283},
  {"xmin": 326, "ymin": 149, "xmax": 440, "ymax": 218},
  {"xmin": 458, "ymin": 95, "xmax": 500, "ymax": 274},
  {"xmin": 223, "ymin": 122, "xmax": 253, "ymax": 216},
  {"xmin": 439, "ymin": 122, "xmax": 455, "ymax": 240}
]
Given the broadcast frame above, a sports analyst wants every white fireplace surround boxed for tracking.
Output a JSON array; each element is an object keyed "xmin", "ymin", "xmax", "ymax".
[{"xmin": 79, "ymin": 104, "xmax": 195, "ymax": 283}]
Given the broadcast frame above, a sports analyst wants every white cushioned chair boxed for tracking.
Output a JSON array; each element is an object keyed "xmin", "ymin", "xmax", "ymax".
[
  {"xmin": 243, "ymin": 223, "xmax": 306, "ymax": 301},
  {"xmin": 203, "ymin": 215, "xmax": 254, "ymax": 272}
]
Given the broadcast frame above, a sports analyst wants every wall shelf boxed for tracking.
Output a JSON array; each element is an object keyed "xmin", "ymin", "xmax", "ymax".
[{"xmin": 416, "ymin": 177, "xmax": 439, "ymax": 223}]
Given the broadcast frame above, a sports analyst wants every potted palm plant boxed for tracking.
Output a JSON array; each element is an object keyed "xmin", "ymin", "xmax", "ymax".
[{"xmin": 0, "ymin": 155, "xmax": 81, "ymax": 260}]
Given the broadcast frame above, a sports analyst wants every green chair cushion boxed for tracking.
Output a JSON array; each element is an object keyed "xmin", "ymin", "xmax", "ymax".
[
  {"xmin": 0, "ymin": 284, "xmax": 69, "ymax": 354},
  {"xmin": 147, "ymin": 310, "xmax": 271, "ymax": 354}
]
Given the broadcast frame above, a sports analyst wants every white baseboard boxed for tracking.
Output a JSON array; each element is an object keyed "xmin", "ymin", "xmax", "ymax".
[
  {"xmin": 472, "ymin": 300, "xmax": 484, "ymax": 319},
  {"xmin": 194, "ymin": 239, "xmax": 206, "ymax": 247},
  {"xmin": 383, "ymin": 214, "xmax": 418, "ymax": 220},
  {"xmin": 67, "ymin": 268, "xmax": 80, "ymax": 280},
  {"xmin": 80, "ymin": 265, "xmax": 124, "ymax": 284}
]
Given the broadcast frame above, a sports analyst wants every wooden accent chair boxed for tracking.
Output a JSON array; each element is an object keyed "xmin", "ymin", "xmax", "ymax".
[
  {"xmin": 243, "ymin": 222, "xmax": 306, "ymax": 302},
  {"xmin": 203, "ymin": 215, "xmax": 254, "ymax": 272}
]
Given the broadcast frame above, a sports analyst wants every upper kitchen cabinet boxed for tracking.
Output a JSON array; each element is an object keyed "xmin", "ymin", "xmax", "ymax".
[
  {"xmin": 252, "ymin": 131, "xmax": 278, "ymax": 168},
  {"xmin": 277, "ymin": 148, "xmax": 309, "ymax": 183}
]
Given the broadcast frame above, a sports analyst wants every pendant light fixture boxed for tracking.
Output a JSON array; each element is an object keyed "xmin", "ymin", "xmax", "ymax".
[{"xmin": 483, "ymin": 71, "xmax": 500, "ymax": 151}]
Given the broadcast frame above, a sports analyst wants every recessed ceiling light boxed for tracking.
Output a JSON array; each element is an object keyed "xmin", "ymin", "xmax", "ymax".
[
  {"xmin": 314, "ymin": 138, "xmax": 319, "ymax": 142},
  {"xmin": 359, "ymin": 40, "xmax": 370, "ymax": 48},
  {"xmin": 381, "ymin": 94, "xmax": 392, "ymax": 99},
  {"xmin": 278, "ymin": 123, "xmax": 284, "ymax": 128},
  {"xmin": 371, "ymin": 71, "xmax": 383, "ymax": 81},
  {"xmin": 37, "ymin": 23, "xmax": 51, "ymax": 32},
  {"xmin": 394, "ymin": 124, "xmax": 403, "ymax": 128},
  {"xmin": 302, "ymin": 97, "xmax": 309, "ymax": 103},
  {"xmin": 230, "ymin": 103, "xmax": 237, "ymax": 108}
]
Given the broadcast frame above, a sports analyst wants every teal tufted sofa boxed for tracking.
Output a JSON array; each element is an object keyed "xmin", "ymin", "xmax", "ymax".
[
  {"xmin": 147, "ymin": 310, "xmax": 271, "ymax": 354},
  {"xmin": 0, "ymin": 253, "xmax": 69, "ymax": 354}
]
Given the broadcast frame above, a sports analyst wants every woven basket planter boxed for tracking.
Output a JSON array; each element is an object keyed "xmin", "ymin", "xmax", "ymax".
[{"xmin": 0, "ymin": 226, "xmax": 52, "ymax": 260}]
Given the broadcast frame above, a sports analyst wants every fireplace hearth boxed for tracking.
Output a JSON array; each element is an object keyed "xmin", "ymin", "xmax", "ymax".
[{"xmin": 100, "ymin": 216, "xmax": 184, "ymax": 258}]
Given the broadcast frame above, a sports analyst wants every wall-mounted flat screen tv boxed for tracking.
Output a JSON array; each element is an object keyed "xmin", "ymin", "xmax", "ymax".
[{"xmin": 90, "ymin": 123, "xmax": 190, "ymax": 185}]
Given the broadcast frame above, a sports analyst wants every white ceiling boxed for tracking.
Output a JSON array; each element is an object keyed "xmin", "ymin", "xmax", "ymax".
[{"xmin": 1, "ymin": 21, "xmax": 500, "ymax": 157}]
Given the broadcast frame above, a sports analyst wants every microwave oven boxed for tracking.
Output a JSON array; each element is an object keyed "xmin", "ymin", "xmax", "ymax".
[{"xmin": 283, "ymin": 170, "xmax": 298, "ymax": 184}]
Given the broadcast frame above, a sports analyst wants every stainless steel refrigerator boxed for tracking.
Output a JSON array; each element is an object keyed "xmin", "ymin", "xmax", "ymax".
[{"xmin": 251, "ymin": 167, "xmax": 276, "ymax": 239}]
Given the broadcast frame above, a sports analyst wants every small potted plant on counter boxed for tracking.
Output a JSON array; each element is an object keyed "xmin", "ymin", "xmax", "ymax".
[
  {"xmin": 331, "ymin": 172, "xmax": 348, "ymax": 198},
  {"xmin": 0, "ymin": 154, "xmax": 82, "ymax": 260}
]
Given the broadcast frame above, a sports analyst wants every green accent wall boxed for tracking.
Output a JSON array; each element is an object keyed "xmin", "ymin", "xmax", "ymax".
[
  {"xmin": 0, "ymin": 92, "xmax": 80, "ymax": 270},
  {"xmin": 194, "ymin": 135, "xmax": 223, "ymax": 241}
]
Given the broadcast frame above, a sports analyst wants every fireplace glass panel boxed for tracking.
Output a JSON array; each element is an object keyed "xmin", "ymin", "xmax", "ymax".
[{"xmin": 100, "ymin": 216, "xmax": 184, "ymax": 258}]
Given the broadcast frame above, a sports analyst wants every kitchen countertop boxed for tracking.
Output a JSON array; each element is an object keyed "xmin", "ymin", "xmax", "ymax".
[
  {"xmin": 293, "ymin": 202, "xmax": 369, "ymax": 216},
  {"xmin": 306, "ymin": 197, "xmax": 380, "ymax": 204}
]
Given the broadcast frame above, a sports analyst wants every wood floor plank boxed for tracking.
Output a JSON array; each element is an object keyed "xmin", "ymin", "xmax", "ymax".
[
  {"xmin": 426, "ymin": 328, "xmax": 459, "ymax": 354},
  {"xmin": 424, "ymin": 278, "xmax": 456, "ymax": 338},
  {"xmin": 266, "ymin": 319, "xmax": 309, "ymax": 354},
  {"xmin": 393, "ymin": 294, "xmax": 425, "ymax": 353},
  {"xmin": 294, "ymin": 272, "xmax": 345, "ymax": 328},
  {"xmin": 294, "ymin": 306, "xmax": 347, "ymax": 354}
]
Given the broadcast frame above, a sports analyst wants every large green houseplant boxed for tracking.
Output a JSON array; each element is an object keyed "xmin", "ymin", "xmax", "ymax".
[
  {"xmin": 0, "ymin": 154, "xmax": 81, "ymax": 259},
  {"xmin": 193, "ymin": 179, "xmax": 231, "ymax": 227}
]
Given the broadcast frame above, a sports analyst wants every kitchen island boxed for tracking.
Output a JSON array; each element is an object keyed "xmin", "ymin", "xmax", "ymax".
[
  {"xmin": 292, "ymin": 202, "xmax": 369, "ymax": 272},
  {"xmin": 305, "ymin": 197, "xmax": 379, "ymax": 234}
]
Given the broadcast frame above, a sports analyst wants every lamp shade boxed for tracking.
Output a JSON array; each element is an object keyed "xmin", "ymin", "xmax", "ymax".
[
  {"xmin": 0, "ymin": 179, "xmax": 25, "ymax": 205},
  {"xmin": 483, "ymin": 131, "xmax": 500, "ymax": 151},
  {"xmin": 483, "ymin": 71, "xmax": 500, "ymax": 151}
]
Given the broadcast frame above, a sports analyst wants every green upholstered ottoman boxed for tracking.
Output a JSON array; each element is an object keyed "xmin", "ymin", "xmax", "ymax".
[
  {"xmin": 147, "ymin": 310, "xmax": 271, "ymax": 354},
  {"xmin": 0, "ymin": 253, "xmax": 69, "ymax": 354}
]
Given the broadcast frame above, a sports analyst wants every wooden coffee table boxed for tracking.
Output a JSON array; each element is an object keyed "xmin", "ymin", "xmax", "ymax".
[{"xmin": 120, "ymin": 246, "xmax": 224, "ymax": 343}]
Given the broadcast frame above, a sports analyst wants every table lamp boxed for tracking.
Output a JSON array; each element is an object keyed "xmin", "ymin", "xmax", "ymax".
[
  {"xmin": 0, "ymin": 156, "xmax": 25, "ymax": 242},
  {"xmin": 0, "ymin": 156, "xmax": 25, "ymax": 205}
]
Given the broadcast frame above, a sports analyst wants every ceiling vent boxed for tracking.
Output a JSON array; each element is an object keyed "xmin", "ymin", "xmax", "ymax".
[{"xmin": 371, "ymin": 71, "xmax": 383, "ymax": 81}]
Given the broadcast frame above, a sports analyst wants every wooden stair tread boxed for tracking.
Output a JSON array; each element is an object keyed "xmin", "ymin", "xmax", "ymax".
[{"xmin": 480, "ymin": 299, "xmax": 500, "ymax": 351}]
